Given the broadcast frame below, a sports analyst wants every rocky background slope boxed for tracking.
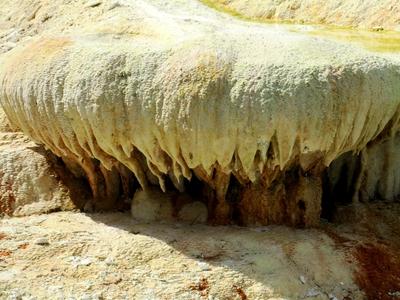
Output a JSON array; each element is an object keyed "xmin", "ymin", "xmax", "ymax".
[{"xmin": 202, "ymin": 0, "xmax": 400, "ymax": 30}]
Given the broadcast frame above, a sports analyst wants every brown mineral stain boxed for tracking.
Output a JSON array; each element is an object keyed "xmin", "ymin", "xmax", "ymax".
[
  {"xmin": 190, "ymin": 277, "xmax": 210, "ymax": 297},
  {"xmin": 18, "ymin": 243, "xmax": 29, "ymax": 250},
  {"xmin": 353, "ymin": 243, "xmax": 400, "ymax": 300},
  {"xmin": 0, "ymin": 250, "xmax": 11, "ymax": 257},
  {"xmin": 324, "ymin": 228, "xmax": 400, "ymax": 300},
  {"xmin": 0, "ymin": 182, "xmax": 16, "ymax": 215},
  {"xmin": 233, "ymin": 285, "xmax": 248, "ymax": 300}
]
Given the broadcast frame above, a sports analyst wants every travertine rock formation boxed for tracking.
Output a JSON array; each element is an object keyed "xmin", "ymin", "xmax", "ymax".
[{"xmin": 0, "ymin": 0, "xmax": 399, "ymax": 225}]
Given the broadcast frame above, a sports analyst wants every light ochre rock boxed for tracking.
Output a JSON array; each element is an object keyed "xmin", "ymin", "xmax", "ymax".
[
  {"xmin": 0, "ymin": 106, "xmax": 14, "ymax": 132},
  {"xmin": 0, "ymin": 106, "xmax": 84, "ymax": 216},
  {"xmin": 0, "ymin": 131, "xmax": 81, "ymax": 216},
  {"xmin": 0, "ymin": 0, "xmax": 399, "ymax": 224}
]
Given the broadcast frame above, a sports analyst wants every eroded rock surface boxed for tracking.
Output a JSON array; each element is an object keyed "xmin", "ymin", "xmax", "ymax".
[
  {"xmin": 0, "ymin": 0, "xmax": 399, "ymax": 225},
  {"xmin": 0, "ymin": 107, "xmax": 85, "ymax": 216}
]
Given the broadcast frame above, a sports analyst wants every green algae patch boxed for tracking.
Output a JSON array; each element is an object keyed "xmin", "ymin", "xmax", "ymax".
[
  {"xmin": 201, "ymin": 0, "xmax": 245, "ymax": 20},
  {"xmin": 200, "ymin": 0, "xmax": 400, "ymax": 32},
  {"xmin": 303, "ymin": 27, "xmax": 400, "ymax": 53}
]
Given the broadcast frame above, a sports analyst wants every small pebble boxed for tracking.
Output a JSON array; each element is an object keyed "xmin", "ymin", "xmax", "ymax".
[
  {"xmin": 81, "ymin": 294, "xmax": 101, "ymax": 300},
  {"xmin": 35, "ymin": 238, "xmax": 49, "ymax": 246},
  {"xmin": 69, "ymin": 256, "xmax": 93, "ymax": 267},
  {"xmin": 79, "ymin": 258, "xmax": 92, "ymax": 266},
  {"xmin": 306, "ymin": 288, "xmax": 321, "ymax": 297},
  {"xmin": 104, "ymin": 257, "xmax": 115, "ymax": 266},
  {"xmin": 197, "ymin": 261, "xmax": 211, "ymax": 271},
  {"xmin": 329, "ymin": 293, "xmax": 339, "ymax": 300},
  {"xmin": 6, "ymin": 31, "xmax": 20, "ymax": 43},
  {"xmin": 250, "ymin": 227, "xmax": 271, "ymax": 233},
  {"xmin": 299, "ymin": 275, "xmax": 306, "ymax": 284}
]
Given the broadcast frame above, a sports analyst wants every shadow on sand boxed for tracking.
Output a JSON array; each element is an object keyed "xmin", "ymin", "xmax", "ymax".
[{"xmin": 88, "ymin": 212, "xmax": 361, "ymax": 299}]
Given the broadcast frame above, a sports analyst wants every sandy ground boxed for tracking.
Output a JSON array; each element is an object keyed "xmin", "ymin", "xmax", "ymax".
[
  {"xmin": 1, "ymin": 203, "xmax": 400, "ymax": 299},
  {"xmin": 0, "ymin": 212, "xmax": 358, "ymax": 300}
]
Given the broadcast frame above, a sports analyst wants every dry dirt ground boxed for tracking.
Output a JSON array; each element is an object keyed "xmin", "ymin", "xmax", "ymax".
[{"xmin": 1, "ymin": 203, "xmax": 400, "ymax": 300}]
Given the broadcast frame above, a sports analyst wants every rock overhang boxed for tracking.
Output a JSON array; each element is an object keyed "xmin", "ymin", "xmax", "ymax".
[{"xmin": 0, "ymin": 0, "xmax": 400, "ymax": 226}]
